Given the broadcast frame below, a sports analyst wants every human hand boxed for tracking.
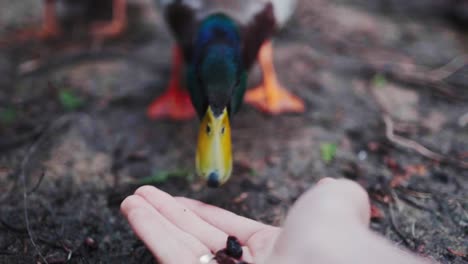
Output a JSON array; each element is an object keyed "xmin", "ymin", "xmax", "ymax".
[
  {"xmin": 120, "ymin": 182, "xmax": 278, "ymax": 263},
  {"xmin": 121, "ymin": 178, "xmax": 434, "ymax": 264}
]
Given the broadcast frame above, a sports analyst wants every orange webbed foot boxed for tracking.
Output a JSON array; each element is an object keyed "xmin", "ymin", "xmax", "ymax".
[
  {"xmin": 147, "ymin": 89, "xmax": 196, "ymax": 120},
  {"xmin": 245, "ymin": 83, "xmax": 305, "ymax": 114},
  {"xmin": 147, "ymin": 46, "xmax": 196, "ymax": 121},
  {"xmin": 245, "ymin": 41, "xmax": 305, "ymax": 115}
]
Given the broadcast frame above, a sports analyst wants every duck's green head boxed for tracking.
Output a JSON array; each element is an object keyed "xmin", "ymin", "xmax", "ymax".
[{"xmin": 187, "ymin": 14, "xmax": 247, "ymax": 187}]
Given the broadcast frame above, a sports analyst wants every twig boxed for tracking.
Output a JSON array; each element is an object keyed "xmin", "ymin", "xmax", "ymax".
[
  {"xmin": 410, "ymin": 220, "xmax": 416, "ymax": 239},
  {"xmin": 388, "ymin": 191, "xmax": 414, "ymax": 249},
  {"xmin": 388, "ymin": 203, "xmax": 413, "ymax": 249},
  {"xmin": 18, "ymin": 114, "xmax": 76, "ymax": 264},
  {"xmin": 394, "ymin": 188, "xmax": 433, "ymax": 213},
  {"xmin": 16, "ymin": 48, "xmax": 161, "ymax": 79},
  {"xmin": 427, "ymin": 55, "xmax": 468, "ymax": 81},
  {"xmin": 0, "ymin": 124, "xmax": 45, "ymax": 152},
  {"xmin": 20, "ymin": 132, "xmax": 49, "ymax": 264},
  {"xmin": 27, "ymin": 170, "xmax": 46, "ymax": 195},
  {"xmin": 383, "ymin": 114, "xmax": 468, "ymax": 169},
  {"xmin": 367, "ymin": 79, "xmax": 468, "ymax": 169},
  {"xmin": 383, "ymin": 114, "xmax": 442, "ymax": 161}
]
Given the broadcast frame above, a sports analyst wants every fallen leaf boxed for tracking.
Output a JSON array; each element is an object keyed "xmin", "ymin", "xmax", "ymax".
[
  {"xmin": 233, "ymin": 192, "xmax": 249, "ymax": 203},
  {"xmin": 371, "ymin": 204, "xmax": 384, "ymax": 219},
  {"xmin": 320, "ymin": 143, "xmax": 337, "ymax": 163},
  {"xmin": 59, "ymin": 90, "xmax": 84, "ymax": 111},
  {"xmin": 0, "ymin": 107, "xmax": 16, "ymax": 124}
]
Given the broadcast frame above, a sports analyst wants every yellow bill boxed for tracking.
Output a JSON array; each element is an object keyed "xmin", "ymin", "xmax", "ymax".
[{"xmin": 196, "ymin": 106, "xmax": 232, "ymax": 187}]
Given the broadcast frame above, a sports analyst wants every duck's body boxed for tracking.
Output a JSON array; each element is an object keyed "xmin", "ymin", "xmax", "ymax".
[
  {"xmin": 149, "ymin": 0, "xmax": 304, "ymax": 187},
  {"xmin": 158, "ymin": 0, "xmax": 295, "ymax": 69}
]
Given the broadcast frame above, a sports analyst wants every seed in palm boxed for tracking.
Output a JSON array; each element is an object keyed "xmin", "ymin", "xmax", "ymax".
[{"xmin": 226, "ymin": 236, "xmax": 243, "ymax": 259}]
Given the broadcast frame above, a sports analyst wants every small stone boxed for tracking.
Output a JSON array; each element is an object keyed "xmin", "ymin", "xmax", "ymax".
[
  {"xmin": 199, "ymin": 253, "xmax": 215, "ymax": 264},
  {"xmin": 267, "ymin": 195, "xmax": 281, "ymax": 205},
  {"xmin": 358, "ymin": 150, "xmax": 367, "ymax": 161},
  {"xmin": 422, "ymin": 111, "xmax": 446, "ymax": 133},
  {"xmin": 84, "ymin": 237, "xmax": 98, "ymax": 250}
]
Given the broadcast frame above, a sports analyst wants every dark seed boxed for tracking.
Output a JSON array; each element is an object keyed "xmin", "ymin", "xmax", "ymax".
[
  {"xmin": 226, "ymin": 236, "xmax": 243, "ymax": 259},
  {"xmin": 215, "ymin": 249, "xmax": 236, "ymax": 264}
]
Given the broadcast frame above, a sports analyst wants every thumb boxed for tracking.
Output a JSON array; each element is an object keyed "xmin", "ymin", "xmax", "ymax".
[
  {"xmin": 264, "ymin": 178, "xmax": 371, "ymax": 263},
  {"xmin": 291, "ymin": 178, "xmax": 371, "ymax": 227}
]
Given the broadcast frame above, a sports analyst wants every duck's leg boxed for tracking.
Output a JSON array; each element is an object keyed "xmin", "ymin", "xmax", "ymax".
[
  {"xmin": 38, "ymin": 0, "xmax": 61, "ymax": 39},
  {"xmin": 245, "ymin": 41, "xmax": 305, "ymax": 114},
  {"xmin": 0, "ymin": 0, "xmax": 59, "ymax": 47},
  {"xmin": 147, "ymin": 47, "xmax": 196, "ymax": 120},
  {"xmin": 90, "ymin": 0, "xmax": 127, "ymax": 39}
]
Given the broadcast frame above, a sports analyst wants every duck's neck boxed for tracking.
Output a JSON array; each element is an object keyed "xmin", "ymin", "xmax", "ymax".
[
  {"xmin": 193, "ymin": 15, "xmax": 243, "ymax": 114},
  {"xmin": 196, "ymin": 14, "xmax": 241, "ymax": 49}
]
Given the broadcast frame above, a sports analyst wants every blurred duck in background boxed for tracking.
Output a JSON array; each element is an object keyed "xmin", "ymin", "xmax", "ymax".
[
  {"xmin": 0, "ymin": 0, "xmax": 128, "ymax": 44},
  {"xmin": 39, "ymin": 0, "xmax": 127, "ymax": 40}
]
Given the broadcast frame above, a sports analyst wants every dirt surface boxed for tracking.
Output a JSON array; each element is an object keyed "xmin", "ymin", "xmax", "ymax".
[{"xmin": 0, "ymin": 0, "xmax": 467, "ymax": 263}]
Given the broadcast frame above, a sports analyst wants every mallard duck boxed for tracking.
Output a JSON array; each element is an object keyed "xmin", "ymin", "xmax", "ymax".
[
  {"xmin": 39, "ymin": 0, "xmax": 127, "ymax": 39},
  {"xmin": 149, "ymin": 0, "xmax": 304, "ymax": 187}
]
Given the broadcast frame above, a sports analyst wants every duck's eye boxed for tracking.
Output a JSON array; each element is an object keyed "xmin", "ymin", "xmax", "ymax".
[
  {"xmin": 206, "ymin": 125, "xmax": 211, "ymax": 134},
  {"xmin": 221, "ymin": 126, "xmax": 225, "ymax": 134}
]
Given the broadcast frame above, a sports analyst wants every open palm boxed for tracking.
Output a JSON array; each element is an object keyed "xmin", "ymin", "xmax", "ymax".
[{"xmin": 121, "ymin": 185, "xmax": 279, "ymax": 264}]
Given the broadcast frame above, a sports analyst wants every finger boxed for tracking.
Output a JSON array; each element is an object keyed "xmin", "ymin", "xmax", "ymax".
[
  {"xmin": 176, "ymin": 197, "xmax": 279, "ymax": 261},
  {"xmin": 175, "ymin": 197, "xmax": 277, "ymax": 244},
  {"xmin": 121, "ymin": 195, "xmax": 198, "ymax": 264},
  {"xmin": 264, "ymin": 178, "xmax": 371, "ymax": 263},
  {"xmin": 121, "ymin": 195, "xmax": 211, "ymax": 259},
  {"xmin": 135, "ymin": 186, "xmax": 228, "ymax": 252}
]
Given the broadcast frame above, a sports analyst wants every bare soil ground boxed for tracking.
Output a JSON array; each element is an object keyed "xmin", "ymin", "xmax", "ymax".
[{"xmin": 0, "ymin": 0, "xmax": 467, "ymax": 263}]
